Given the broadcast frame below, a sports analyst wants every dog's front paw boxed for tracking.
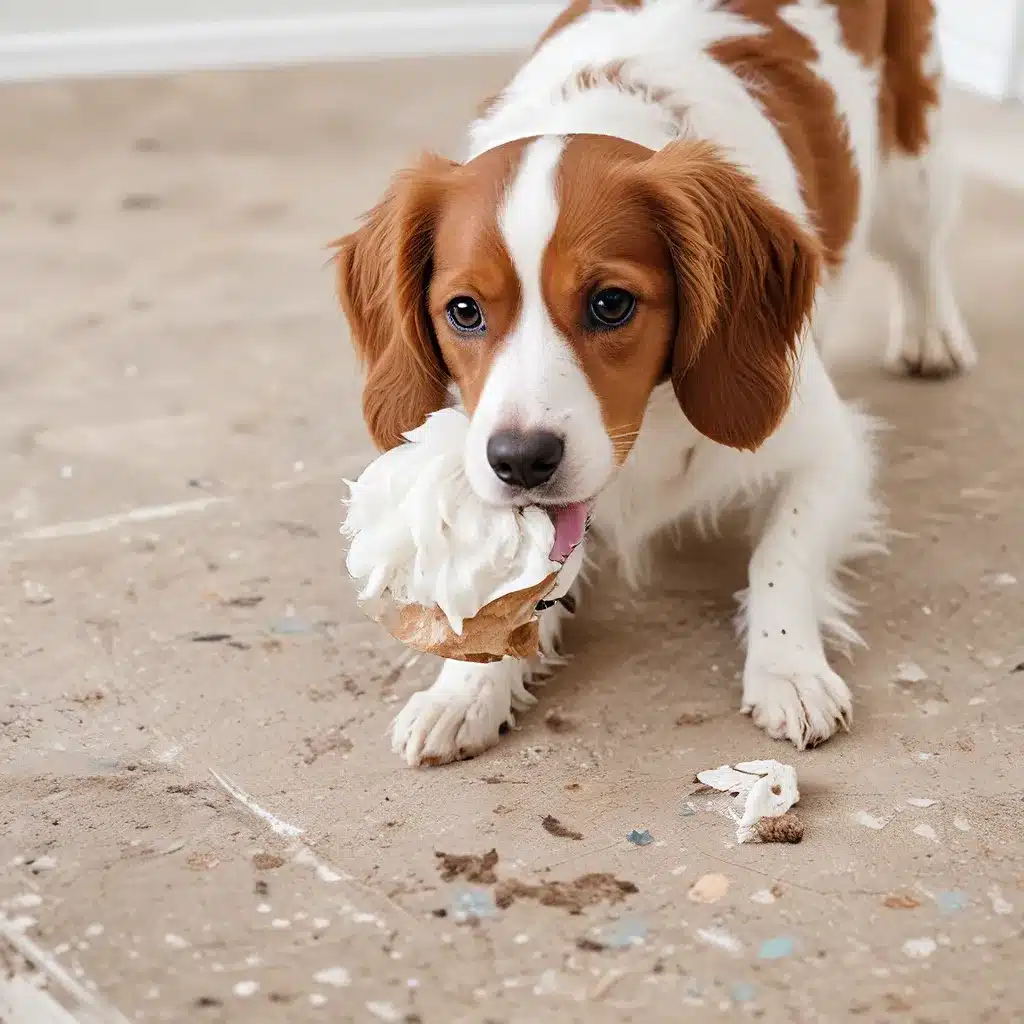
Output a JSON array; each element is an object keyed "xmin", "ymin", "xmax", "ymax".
[
  {"xmin": 741, "ymin": 655, "xmax": 852, "ymax": 750},
  {"xmin": 390, "ymin": 661, "xmax": 517, "ymax": 767}
]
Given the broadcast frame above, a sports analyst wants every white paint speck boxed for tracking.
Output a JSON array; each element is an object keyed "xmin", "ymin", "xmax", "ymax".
[
  {"xmin": 695, "ymin": 927, "xmax": 743, "ymax": 955},
  {"xmin": 245, "ymin": 954, "xmax": 262, "ymax": 968},
  {"xmin": 903, "ymin": 937, "xmax": 937, "ymax": 959},
  {"xmin": 907, "ymin": 798, "xmax": 938, "ymax": 809},
  {"xmin": 256, "ymin": 903, "xmax": 272, "ymax": 914},
  {"xmin": 895, "ymin": 661, "xmax": 928, "ymax": 683},
  {"xmin": 308, "ymin": 992, "xmax": 328, "ymax": 1007},
  {"xmin": 366, "ymin": 1001, "xmax": 402, "ymax": 1022},
  {"xmin": 750, "ymin": 889, "xmax": 776, "ymax": 904},
  {"xmin": 164, "ymin": 933, "xmax": 190, "ymax": 950},
  {"xmin": 312, "ymin": 917, "xmax": 331, "ymax": 929},
  {"xmin": 853, "ymin": 811, "xmax": 888, "ymax": 830},
  {"xmin": 271, "ymin": 918, "xmax": 291, "ymax": 930},
  {"xmin": 233, "ymin": 980, "xmax": 259, "ymax": 998},
  {"xmin": 84, "ymin": 923, "xmax": 104, "ymax": 938},
  {"xmin": 913, "ymin": 823, "xmax": 938, "ymax": 842},
  {"xmin": 9, "ymin": 893, "xmax": 43, "ymax": 909},
  {"xmin": 60, "ymin": 465, "xmax": 73, "ymax": 479},
  {"xmin": 968, "ymin": 697, "xmax": 988, "ymax": 706},
  {"xmin": 514, "ymin": 933, "xmax": 530, "ymax": 945},
  {"xmin": 988, "ymin": 886, "xmax": 1013, "ymax": 916},
  {"xmin": 313, "ymin": 967, "xmax": 351, "ymax": 988},
  {"xmin": 990, "ymin": 572, "xmax": 1017, "ymax": 586}
]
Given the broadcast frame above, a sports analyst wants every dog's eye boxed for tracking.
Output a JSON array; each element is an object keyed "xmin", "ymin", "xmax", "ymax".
[
  {"xmin": 588, "ymin": 288, "xmax": 636, "ymax": 329},
  {"xmin": 446, "ymin": 297, "xmax": 485, "ymax": 333}
]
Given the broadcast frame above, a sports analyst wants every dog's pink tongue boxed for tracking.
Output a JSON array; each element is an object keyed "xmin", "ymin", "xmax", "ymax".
[{"xmin": 549, "ymin": 502, "xmax": 588, "ymax": 563}]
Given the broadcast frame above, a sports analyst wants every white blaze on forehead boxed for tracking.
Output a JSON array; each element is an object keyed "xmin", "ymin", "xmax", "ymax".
[
  {"xmin": 462, "ymin": 135, "xmax": 614, "ymax": 504},
  {"xmin": 499, "ymin": 134, "xmax": 565, "ymax": 287}
]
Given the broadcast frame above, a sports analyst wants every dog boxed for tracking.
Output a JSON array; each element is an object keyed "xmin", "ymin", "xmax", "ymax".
[{"xmin": 335, "ymin": 0, "xmax": 976, "ymax": 766}]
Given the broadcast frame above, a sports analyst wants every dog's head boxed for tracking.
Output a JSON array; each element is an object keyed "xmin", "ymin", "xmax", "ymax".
[{"xmin": 335, "ymin": 135, "xmax": 820, "ymax": 544}]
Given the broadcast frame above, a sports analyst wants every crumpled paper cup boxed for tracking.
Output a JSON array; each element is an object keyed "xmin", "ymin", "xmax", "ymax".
[{"xmin": 359, "ymin": 572, "xmax": 560, "ymax": 663}]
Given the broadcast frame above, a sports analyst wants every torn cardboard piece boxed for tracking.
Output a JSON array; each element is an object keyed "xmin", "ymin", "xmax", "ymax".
[
  {"xmin": 360, "ymin": 572, "xmax": 559, "ymax": 664},
  {"xmin": 695, "ymin": 760, "xmax": 801, "ymax": 844}
]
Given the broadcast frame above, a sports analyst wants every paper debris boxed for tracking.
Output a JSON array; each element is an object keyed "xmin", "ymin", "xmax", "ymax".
[
  {"xmin": 696, "ymin": 927, "xmax": 742, "ymax": 955},
  {"xmin": 902, "ymin": 937, "xmax": 937, "ymax": 959},
  {"xmin": 688, "ymin": 874, "xmax": 730, "ymax": 904},
  {"xmin": 852, "ymin": 810, "xmax": 889, "ymax": 830},
  {"xmin": 695, "ymin": 760, "xmax": 799, "ymax": 844},
  {"xmin": 907, "ymin": 798, "xmax": 938, "ymax": 808},
  {"xmin": 313, "ymin": 967, "xmax": 351, "ymax": 988},
  {"xmin": 988, "ymin": 886, "xmax": 1013, "ymax": 916},
  {"xmin": 895, "ymin": 661, "xmax": 928, "ymax": 683}
]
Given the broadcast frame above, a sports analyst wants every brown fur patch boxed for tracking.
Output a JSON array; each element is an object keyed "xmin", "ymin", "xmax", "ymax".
[
  {"xmin": 637, "ymin": 141, "xmax": 822, "ymax": 449},
  {"xmin": 545, "ymin": 136, "xmax": 678, "ymax": 461},
  {"xmin": 544, "ymin": 136, "xmax": 819, "ymax": 453},
  {"xmin": 878, "ymin": 0, "xmax": 940, "ymax": 154},
  {"xmin": 335, "ymin": 145, "xmax": 528, "ymax": 450},
  {"xmin": 711, "ymin": 1, "xmax": 869, "ymax": 271}
]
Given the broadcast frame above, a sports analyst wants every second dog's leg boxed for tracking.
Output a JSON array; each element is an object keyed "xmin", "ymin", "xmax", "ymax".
[{"xmin": 872, "ymin": 24, "xmax": 976, "ymax": 376}]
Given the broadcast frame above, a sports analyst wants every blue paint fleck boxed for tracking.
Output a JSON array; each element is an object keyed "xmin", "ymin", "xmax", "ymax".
[
  {"xmin": 937, "ymin": 890, "xmax": 969, "ymax": 913},
  {"xmin": 627, "ymin": 829, "xmax": 654, "ymax": 846},
  {"xmin": 730, "ymin": 982, "xmax": 757, "ymax": 1004},
  {"xmin": 680, "ymin": 802, "xmax": 697, "ymax": 817},
  {"xmin": 759, "ymin": 936, "xmax": 795, "ymax": 960},
  {"xmin": 450, "ymin": 887, "xmax": 497, "ymax": 921},
  {"xmin": 603, "ymin": 918, "xmax": 648, "ymax": 949}
]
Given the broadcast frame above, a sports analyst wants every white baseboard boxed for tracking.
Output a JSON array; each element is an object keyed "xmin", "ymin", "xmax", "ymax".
[{"xmin": 0, "ymin": 4, "xmax": 563, "ymax": 83}]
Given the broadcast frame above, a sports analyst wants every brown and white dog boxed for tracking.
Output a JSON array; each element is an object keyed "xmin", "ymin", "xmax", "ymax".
[{"xmin": 336, "ymin": 0, "xmax": 976, "ymax": 766}]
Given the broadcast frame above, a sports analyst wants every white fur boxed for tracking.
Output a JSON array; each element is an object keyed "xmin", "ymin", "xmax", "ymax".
[
  {"xmin": 391, "ymin": 0, "xmax": 970, "ymax": 764},
  {"xmin": 464, "ymin": 137, "xmax": 615, "ymax": 506}
]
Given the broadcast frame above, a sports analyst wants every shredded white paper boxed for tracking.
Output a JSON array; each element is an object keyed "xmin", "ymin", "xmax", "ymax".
[
  {"xmin": 696, "ymin": 760, "xmax": 800, "ymax": 844},
  {"xmin": 342, "ymin": 409, "xmax": 570, "ymax": 634}
]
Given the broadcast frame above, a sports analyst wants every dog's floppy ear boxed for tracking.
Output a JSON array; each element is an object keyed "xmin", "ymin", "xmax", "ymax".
[
  {"xmin": 640, "ymin": 142, "xmax": 821, "ymax": 450},
  {"xmin": 334, "ymin": 153, "xmax": 458, "ymax": 451}
]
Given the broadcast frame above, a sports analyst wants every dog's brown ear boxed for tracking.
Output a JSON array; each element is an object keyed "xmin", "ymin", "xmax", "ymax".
[
  {"xmin": 334, "ymin": 153, "xmax": 458, "ymax": 451},
  {"xmin": 640, "ymin": 142, "xmax": 822, "ymax": 450}
]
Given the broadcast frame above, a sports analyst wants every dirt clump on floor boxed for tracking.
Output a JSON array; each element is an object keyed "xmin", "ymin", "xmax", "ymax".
[
  {"xmin": 435, "ymin": 849, "xmax": 499, "ymax": 884},
  {"xmin": 495, "ymin": 873, "xmax": 638, "ymax": 914}
]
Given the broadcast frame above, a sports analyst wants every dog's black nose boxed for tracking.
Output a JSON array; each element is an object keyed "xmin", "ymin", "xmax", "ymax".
[{"xmin": 487, "ymin": 429, "xmax": 564, "ymax": 489}]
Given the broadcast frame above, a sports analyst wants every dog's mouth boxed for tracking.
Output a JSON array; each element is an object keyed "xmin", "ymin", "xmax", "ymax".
[{"xmin": 545, "ymin": 501, "xmax": 591, "ymax": 563}]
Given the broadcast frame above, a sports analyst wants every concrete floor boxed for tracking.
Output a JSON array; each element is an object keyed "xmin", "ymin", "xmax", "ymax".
[{"xmin": 1, "ymin": 58, "xmax": 1022, "ymax": 1024}]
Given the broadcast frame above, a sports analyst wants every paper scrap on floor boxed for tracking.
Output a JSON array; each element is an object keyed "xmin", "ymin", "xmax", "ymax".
[{"xmin": 696, "ymin": 760, "xmax": 799, "ymax": 844}]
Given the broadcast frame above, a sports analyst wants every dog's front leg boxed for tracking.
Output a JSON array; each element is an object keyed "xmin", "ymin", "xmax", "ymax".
[
  {"xmin": 739, "ymin": 405, "xmax": 877, "ymax": 749},
  {"xmin": 390, "ymin": 595, "xmax": 576, "ymax": 767}
]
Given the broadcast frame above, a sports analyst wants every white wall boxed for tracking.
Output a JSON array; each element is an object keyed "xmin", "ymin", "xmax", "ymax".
[
  {"xmin": 938, "ymin": 0, "xmax": 1023, "ymax": 99},
  {"xmin": 0, "ymin": 0, "xmax": 1021, "ymax": 96},
  {"xmin": 0, "ymin": 0, "xmax": 536, "ymax": 35}
]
